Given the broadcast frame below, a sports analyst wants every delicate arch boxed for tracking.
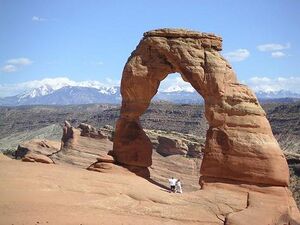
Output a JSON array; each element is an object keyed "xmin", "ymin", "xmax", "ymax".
[{"xmin": 113, "ymin": 29, "xmax": 289, "ymax": 187}]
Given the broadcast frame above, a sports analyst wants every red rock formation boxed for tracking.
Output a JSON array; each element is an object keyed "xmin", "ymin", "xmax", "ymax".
[
  {"xmin": 16, "ymin": 139, "xmax": 59, "ymax": 164},
  {"xmin": 78, "ymin": 123, "xmax": 107, "ymax": 139},
  {"xmin": 53, "ymin": 121, "xmax": 113, "ymax": 168},
  {"xmin": 187, "ymin": 142, "xmax": 204, "ymax": 158},
  {"xmin": 113, "ymin": 28, "xmax": 289, "ymax": 187},
  {"xmin": 156, "ymin": 136, "xmax": 188, "ymax": 156},
  {"xmin": 96, "ymin": 153, "xmax": 115, "ymax": 163},
  {"xmin": 22, "ymin": 152, "xmax": 54, "ymax": 164}
]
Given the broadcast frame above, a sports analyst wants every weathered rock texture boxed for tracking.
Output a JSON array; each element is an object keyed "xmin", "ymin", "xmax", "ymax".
[
  {"xmin": 15, "ymin": 139, "xmax": 59, "ymax": 164},
  {"xmin": 113, "ymin": 28, "xmax": 289, "ymax": 187},
  {"xmin": 78, "ymin": 123, "xmax": 108, "ymax": 139},
  {"xmin": 18, "ymin": 139, "xmax": 60, "ymax": 154},
  {"xmin": 156, "ymin": 136, "xmax": 188, "ymax": 156},
  {"xmin": 87, "ymin": 153, "xmax": 118, "ymax": 173},
  {"xmin": 22, "ymin": 152, "xmax": 54, "ymax": 164},
  {"xmin": 52, "ymin": 121, "xmax": 113, "ymax": 168}
]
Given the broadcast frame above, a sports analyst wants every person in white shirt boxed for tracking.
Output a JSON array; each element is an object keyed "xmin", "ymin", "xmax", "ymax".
[
  {"xmin": 175, "ymin": 179, "xmax": 182, "ymax": 193},
  {"xmin": 168, "ymin": 177, "xmax": 177, "ymax": 192}
]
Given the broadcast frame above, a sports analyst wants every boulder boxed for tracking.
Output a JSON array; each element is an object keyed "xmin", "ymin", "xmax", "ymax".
[
  {"xmin": 15, "ymin": 139, "xmax": 60, "ymax": 159},
  {"xmin": 156, "ymin": 136, "xmax": 188, "ymax": 156},
  {"xmin": 78, "ymin": 123, "xmax": 107, "ymax": 139},
  {"xmin": 15, "ymin": 139, "xmax": 59, "ymax": 164},
  {"xmin": 22, "ymin": 152, "xmax": 54, "ymax": 164}
]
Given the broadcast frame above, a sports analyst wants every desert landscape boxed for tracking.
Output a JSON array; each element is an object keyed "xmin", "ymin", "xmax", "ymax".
[
  {"xmin": 1, "ymin": 100, "xmax": 300, "ymax": 224},
  {"xmin": 1, "ymin": 1, "xmax": 300, "ymax": 225},
  {"xmin": 1, "ymin": 28, "xmax": 300, "ymax": 225}
]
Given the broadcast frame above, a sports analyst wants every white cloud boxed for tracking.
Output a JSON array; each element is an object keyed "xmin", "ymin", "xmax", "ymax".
[
  {"xmin": 271, "ymin": 51, "xmax": 286, "ymax": 58},
  {"xmin": 223, "ymin": 49, "xmax": 250, "ymax": 62},
  {"xmin": 1, "ymin": 57, "xmax": 33, "ymax": 73},
  {"xmin": 0, "ymin": 77, "xmax": 120, "ymax": 97},
  {"xmin": 245, "ymin": 76, "xmax": 300, "ymax": 93},
  {"xmin": 1, "ymin": 65, "xmax": 17, "ymax": 73},
  {"xmin": 158, "ymin": 73, "xmax": 195, "ymax": 93},
  {"xmin": 257, "ymin": 43, "xmax": 290, "ymax": 52},
  {"xmin": 32, "ymin": 16, "xmax": 47, "ymax": 22},
  {"xmin": 6, "ymin": 57, "xmax": 33, "ymax": 66}
]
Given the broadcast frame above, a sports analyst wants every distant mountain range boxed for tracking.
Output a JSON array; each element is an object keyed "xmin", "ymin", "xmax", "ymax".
[
  {"xmin": 0, "ymin": 85, "xmax": 121, "ymax": 106},
  {"xmin": 0, "ymin": 84, "xmax": 299, "ymax": 106}
]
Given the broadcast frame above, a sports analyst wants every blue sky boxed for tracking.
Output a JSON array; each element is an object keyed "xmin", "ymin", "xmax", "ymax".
[{"xmin": 0, "ymin": 0, "xmax": 300, "ymax": 96}]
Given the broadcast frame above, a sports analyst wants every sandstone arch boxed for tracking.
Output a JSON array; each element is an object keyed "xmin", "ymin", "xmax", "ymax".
[{"xmin": 113, "ymin": 28, "xmax": 289, "ymax": 187}]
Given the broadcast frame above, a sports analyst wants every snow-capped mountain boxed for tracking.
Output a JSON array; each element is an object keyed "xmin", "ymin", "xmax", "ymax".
[
  {"xmin": 0, "ymin": 84, "xmax": 299, "ymax": 106},
  {"xmin": 161, "ymin": 85, "xmax": 195, "ymax": 93},
  {"xmin": 0, "ymin": 85, "xmax": 121, "ymax": 106},
  {"xmin": 18, "ymin": 84, "xmax": 55, "ymax": 99},
  {"xmin": 155, "ymin": 90, "xmax": 203, "ymax": 104}
]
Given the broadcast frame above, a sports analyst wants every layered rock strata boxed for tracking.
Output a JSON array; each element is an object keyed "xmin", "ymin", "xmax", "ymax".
[
  {"xmin": 16, "ymin": 139, "xmax": 59, "ymax": 164},
  {"xmin": 113, "ymin": 28, "xmax": 289, "ymax": 186},
  {"xmin": 112, "ymin": 28, "xmax": 299, "ymax": 223},
  {"xmin": 52, "ymin": 121, "xmax": 113, "ymax": 168}
]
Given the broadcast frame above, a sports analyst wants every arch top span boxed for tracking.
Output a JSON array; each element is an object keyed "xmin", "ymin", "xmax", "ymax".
[
  {"xmin": 113, "ymin": 28, "xmax": 289, "ymax": 187},
  {"xmin": 143, "ymin": 28, "xmax": 223, "ymax": 50}
]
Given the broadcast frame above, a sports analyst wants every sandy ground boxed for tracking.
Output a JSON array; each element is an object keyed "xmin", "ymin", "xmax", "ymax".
[
  {"xmin": 1, "ymin": 153, "xmax": 299, "ymax": 225},
  {"xmin": 0, "ymin": 154, "xmax": 247, "ymax": 225}
]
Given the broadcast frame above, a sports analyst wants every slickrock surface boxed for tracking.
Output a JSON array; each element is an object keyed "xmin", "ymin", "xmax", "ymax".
[
  {"xmin": 0, "ymin": 157, "xmax": 299, "ymax": 225},
  {"xmin": 1, "ymin": 102, "xmax": 300, "ymax": 207},
  {"xmin": 0, "ymin": 152, "xmax": 11, "ymax": 161},
  {"xmin": 113, "ymin": 28, "xmax": 289, "ymax": 187}
]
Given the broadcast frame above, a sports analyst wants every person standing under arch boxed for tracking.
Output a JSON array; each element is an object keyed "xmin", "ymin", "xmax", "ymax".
[
  {"xmin": 175, "ymin": 179, "xmax": 182, "ymax": 194},
  {"xmin": 168, "ymin": 177, "xmax": 177, "ymax": 193}
]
